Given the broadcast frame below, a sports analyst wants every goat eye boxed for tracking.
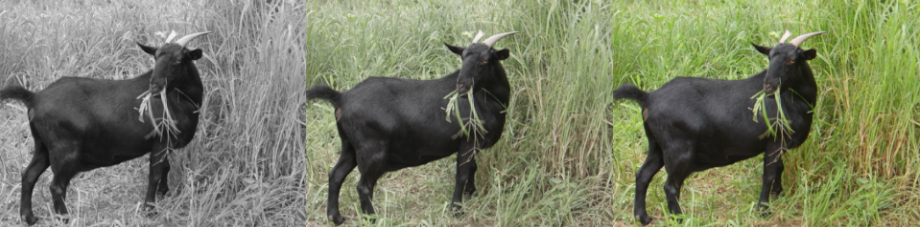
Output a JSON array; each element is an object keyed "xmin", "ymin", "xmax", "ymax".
[
  {"xmin": 480, "ymin": 60, "xmax": 488, "ymax": 65},
  {"xmin": 787, "ymin": 60, "xmax": 795, "ymax": 65}
]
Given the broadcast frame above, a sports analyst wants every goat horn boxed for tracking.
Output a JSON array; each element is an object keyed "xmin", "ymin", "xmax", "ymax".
[
  {"xmin": 481, "ymin": 31, "xmax": 519, "ymax": 47},
  {"xmin": 471, "ymin": 30, "xmax": 485, "ymax": 43},
  {"xmin": 174, "ymin": 31, "xmax": 210, "ymax": 47},
  {"xmin": 778, "ymin": 30, "xmax": 791, "ymax": 43},
  {"xmin": 164, "ymin": 30, "xmax": 178, "ymax": 43},
  {"xmin": 788, "ymin": 31, "xmax": 826, "ymax": 47}
]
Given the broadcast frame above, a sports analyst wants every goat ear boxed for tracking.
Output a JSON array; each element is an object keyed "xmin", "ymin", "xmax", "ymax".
[
  {"xmin": 445, "ymin": 43, "xmax": 465, "ymax": 56},
  {"xmin": 138, "ymin": 43, "xmax": 157, "ymax": 55},
  {"xmin": 802, "ymin": 48, "xmax": 817, "ymax": 60},
  {"xmin": 188, "ymin": 49, "xmax": 203, "ymax": 60},
  {"xmin": 495, "ymin": 48, "xmax": 510, "ymax": 60},
  {"xmin": 752, "ymin": 43, "xmax": 772, "ymax": 56}
]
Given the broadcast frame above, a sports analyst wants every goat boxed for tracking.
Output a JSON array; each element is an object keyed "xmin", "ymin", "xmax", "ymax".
[
  {"xmin": 613, "ymin": 30, "xmax": 825, "ymax": 225},
  {"xmin": 307, "ymin": 30, "xmax": 517, "ymax": 225},
  {"xmin": 0, "ymin": 31, "xmax": 208, "ymax": 225}
]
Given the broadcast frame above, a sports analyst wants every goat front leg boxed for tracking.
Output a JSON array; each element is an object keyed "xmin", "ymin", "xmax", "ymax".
[
  {"xmin": 144, "ymin": 143, "xmax": 169, "ymax": 215},
  {"xmin": 758, "ymin": 143, "xmax": 784, "ymax": 216},
  {"xmin": 463, "ymin": 154, "xmax": 478, "ymax": 197},
  {"xmin": 450, "ymin": 143, "xmax": 477, "ymax": 217}
]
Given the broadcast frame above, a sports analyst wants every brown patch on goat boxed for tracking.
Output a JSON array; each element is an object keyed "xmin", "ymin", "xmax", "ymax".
[
  {"xmin": 642, "ymin": 108, "xmax": 648, "ymax": 121},
  {"xmin": 335, "ymin": 108, "xmax": 341, "ymax": 121}
]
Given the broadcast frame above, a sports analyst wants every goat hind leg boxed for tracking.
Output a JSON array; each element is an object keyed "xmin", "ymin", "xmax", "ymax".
[
  {"xmin": 327, "ymin": 140, "xmax": 357, "ymax": 226},
  {"xmin": 661, "ymin": 142, "xmax": 694, "ymax": 223},
  {"xmin": 20, "ymin": 136, "xmax": 50, "ymax": 226},
  {"xmin": 47, "ymin": 145, "xmax": 81, "ymax": 224},
  {"xmin": 634, "ymin": 140, "xmax": 664, "ymax": 226},
  {"xmin": 354, "ymin": 144, "xmax": 387, "ymax": 223}
]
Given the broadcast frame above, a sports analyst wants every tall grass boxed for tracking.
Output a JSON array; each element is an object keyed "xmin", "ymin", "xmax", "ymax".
[
  {"xmin": 306, "ymin": 0, "xmax": 918, "ymax": 226},
  {"xmin": 0, "ymin": 0, "xmax": 305, "ymax": 226}
]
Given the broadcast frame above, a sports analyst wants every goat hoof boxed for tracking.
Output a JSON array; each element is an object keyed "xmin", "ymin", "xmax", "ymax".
[
  {"xmin": 757, "ymin": 204, "xmax": 772, "ymax": 217},
  {"xmin": 22, "ymin": 214, "xmax": 38, "ymax": 225},
  {"xmin": 771, "ymin": 191, "xmax": 783, "ymax": 198},
  {"xmin": 329, "ymin": 214, "xmax": 345, "ymax": 225},
  {"xmin": 450, "ymin": 204, "xmax": 465, "ymax": 217},
  {"xmin": 364, "ymin": 217, "xmax": 377, "ymax": 224},
  {"xmin": 143, "ymin": 205, "xmax": 159, "ymax": 218},
  {"xmin": 636, "ymin": 214, "xmax": 652, "ymax": 225}
]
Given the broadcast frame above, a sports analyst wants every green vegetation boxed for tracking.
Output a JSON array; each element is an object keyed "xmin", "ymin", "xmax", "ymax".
[
  {"xmin": 306, "ymin": 0, "xmax": 919, "ymax": 226},
  {"xmin": 0, "ymin": 0, "xmax": 305, "ymax": 226}
]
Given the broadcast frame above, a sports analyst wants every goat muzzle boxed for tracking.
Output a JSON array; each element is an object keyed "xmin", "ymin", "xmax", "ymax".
[
  {"xmin": 456, "ymin": 83, "xmax": 469, "ymax": 95},
  {"xmin": 763, "ymin": 83, "xmax": 777, "ymax": 95}
]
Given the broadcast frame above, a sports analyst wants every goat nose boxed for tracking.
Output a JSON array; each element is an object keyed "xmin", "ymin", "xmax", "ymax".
[
  {"xmin": 763, "ymin": 83, "xmax": 774, "ymax": 93},
  {"xmin": 456, "ymin": 84, "xmax": 467, "ymax": 93}
]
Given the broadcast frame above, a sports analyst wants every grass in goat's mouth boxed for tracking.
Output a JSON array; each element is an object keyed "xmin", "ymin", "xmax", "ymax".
[
  {"xmin": 137, "ymin": 87, "xmax": 181, "ymax": 140},
  {"xmin": 750, "ymin": 89, "xmax": 794, "ymax": 141},
  {"xmin": 443, "ymin": 88, "xmax": 487, "ymax": 140}
]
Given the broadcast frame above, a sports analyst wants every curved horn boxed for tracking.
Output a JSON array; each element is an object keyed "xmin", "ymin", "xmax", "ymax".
[
  {"xmin": 471, "ymin": 30, "xmax": 485, "ymax": 43},
  {"xmin": 174, "ymin": 31, "xmax": 210, "ymax": 47},
  {"xmin": 481, "ymin": 31, "xmax": 519, "ymax": 47},
  {"xmin": 788, "ymin": 31, "xmax": 826, "ymax": 47},
  {"xmin": 778, "ymin": 30, "xmax": 791, "ymax": 43},
  {"xmin": 164, "ymin": 30, "xmax": 178, "ymax": 43}
]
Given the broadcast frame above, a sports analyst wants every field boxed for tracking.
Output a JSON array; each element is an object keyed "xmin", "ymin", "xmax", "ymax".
[
  {"xmin": 305, "ymin": 0, "xmax": 919, "ymax": 226},
  {"xmin": 0, "ymin": 0, "xmax": 305, "ymax": 226}
]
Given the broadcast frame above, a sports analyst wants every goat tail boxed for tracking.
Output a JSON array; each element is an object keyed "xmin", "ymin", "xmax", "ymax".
[
  {"xmin": 306, "ymin": 83, "xmax": 342, "ymax": 106},
  {"xmin": 0, "ymin": 85, "xmax": 35, "ymax": 108},
  {"xmin": 613, "ymin": 83, "xmax": 648, "ymax": 106}
]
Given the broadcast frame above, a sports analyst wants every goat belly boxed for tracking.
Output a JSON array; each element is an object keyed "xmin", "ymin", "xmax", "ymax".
[
  {"xmin": 79, "ymin": 141, "xmax": 154, "ymax": 168},
  {"xmin": 385, "ymin": 142, "xmax": 461, "ymax": 169},
  {"xmin": 692, "ymin": 153, "xmax": 762, "ymax": 170}
]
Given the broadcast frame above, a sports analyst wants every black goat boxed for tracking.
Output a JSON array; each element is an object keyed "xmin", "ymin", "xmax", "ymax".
[
  {"xmin": 613, "ymin": 30, "xmax": 825, "ymax": 225},
  {"xmin": 307, "ymin": 30, "xmax": 517, "ymax": 225},
  {"xmin": 0, "ymin": 31, "xmax": 208, "ymax": 225}
]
